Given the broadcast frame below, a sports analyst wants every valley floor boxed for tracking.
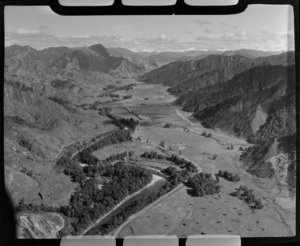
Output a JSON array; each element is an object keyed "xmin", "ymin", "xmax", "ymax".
[
  {"xmin": 100, "ymin": 81, "xmax": 295, "ymax": 237},
  {"xmin": 6, "ymin": 78, "xmax": 295, "ymax": 238}
]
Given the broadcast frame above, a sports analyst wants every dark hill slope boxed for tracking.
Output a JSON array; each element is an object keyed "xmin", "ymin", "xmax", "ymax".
[
  {"xmin": 182, "ymin": 65, "xmax": 295, "ymax": 137},
  {"xmin": 139, "ymin": 55, "xmax": 253, "ymax": 91},
  {"xmin": 5, "ymin": 44, "xmax": 147, "ymax": 78},
  {"xmin": 49, "ymin": 44, "xmax": 146, "ymax": 77},
  {"xmin": 5, "ymin": 45, "xmax": 72, "ymax": 65},
  {"xmin": 108, "ymin": 48, "xmax": 221, "ymax": 67},
  {"xmin": 222, "ymin": 49, "xmax": 283, "ymax": 58},
  {"xmin": 107, "ymin": 47, "xmax": 159, "ymax": 71},
  {"xmin": 240, "ymin": 89, "xmax": 296, "ymax": 184},
  {"xmin": 177, "ymin": 64, "xmax": 296, "ymax": 184},
  {"xmin": 139, "ymin": 52, "xmax": 295, "ymax": 96}
]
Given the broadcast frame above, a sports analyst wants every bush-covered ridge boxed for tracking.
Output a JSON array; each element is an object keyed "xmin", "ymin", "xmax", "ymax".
[
  {"xmin": 191, "ymin": 65, "xmax": 295, "ymax": 128},
  {"xmin": 247, "ymin": 93, "xmax": 296, "ymax": 144}
]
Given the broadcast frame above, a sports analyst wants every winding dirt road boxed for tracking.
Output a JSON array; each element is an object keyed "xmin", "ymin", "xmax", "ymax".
[
  {"xmin": 175, "ymin": 109, "xmax": 194, "ymax": 126},
  {"xmin": 77, "ymin": 175, "xmax": 163, "ymax": 238}
]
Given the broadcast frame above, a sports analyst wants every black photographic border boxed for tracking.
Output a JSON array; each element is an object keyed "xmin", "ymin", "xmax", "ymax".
[{"xmin": 0, "ymin": 1, "xmax": 299, "ymax": 246}]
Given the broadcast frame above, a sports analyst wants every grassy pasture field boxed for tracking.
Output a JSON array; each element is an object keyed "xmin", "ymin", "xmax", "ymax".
[
  {"xmin": 117, "ymin": 146, "xmax": 295, "ymax": 237},
  {"xmin": 109, "ymin": 82, "xmax": 295, "ymax": 237},
  {"xmin": 118, "ymin": 179, "xmax": 288, "ymax": 237}
]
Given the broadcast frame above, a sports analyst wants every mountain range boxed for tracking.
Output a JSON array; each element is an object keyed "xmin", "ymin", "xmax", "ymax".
[
  {"xmin": 5, "ymin": 44, "xmax": 284, "ymax": 80},
  {"xmin": 4, "ymin": 43, "xmax": 296, "ymax": 199},
  {"xmin": 138, "ymin": 50, "xmax": 296, "ymax": 183},
  {"xmin": 4, "ymin": 43, "xmax": 296, "ymax": 238}
]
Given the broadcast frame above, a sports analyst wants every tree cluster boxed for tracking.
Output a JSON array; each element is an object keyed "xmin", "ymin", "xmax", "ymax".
[
  {"xmin": 141, "ymin": 152, "xmax": 197, "ymax": 173},
  {"xmin": 59, "ymin": 163, "xmax": 152, "ymax": 235},
  {"xmin": 15, "ymin": 198, "xmax": 59, "ymax": 213},
  {"xmin": 186, "ymin": 173, "xmax": 221, "ymax": 197},
  {"xmin": 107, "ymin": 114, "xmax": 139, "ymax": 131},
  {"xmin": 116, "ymin": 118, "xmax": 138, "ymax": 130},
  {"xmin": 240, "ymin": 141, "xmax": 276, "ymax": 178},
  {"xmin": 80, "ymin": 100, "xmax": 103, "ymax": 111},
  {"xmin": 77, "ymin": 150, "xmax": 100, "ymax": 165},
  {"xmin": 141, "ymin": 151, "xmax": 165, "ymax": 160},
  {"xmin": 84, "ymin": 129, "xmax": 132, "ymax": 153},
  {"xmin": 227, "ymin": 144, "xmax": 234, "ymax": 150},
  {"xmin": 103, "ymin": 84, "xmax": 135, "ymax": 92},
  {"xmin": 48, "ymin": 96, "xmax": 76, "ymax": 113},
  {"xmin": 123, "ymin": 95, "xmax": 132, "ymax": 100},
  {"xmin": 20, "ymin": 167, "xmax": 34, "ymax": 178},
  {"xmin": 216, "ymin": 170, "xmax": 240, "ymax": 182},
  {"xmin": 167, "ymin": 154, "xmax": 198, "ymax": 173},
  {"xmin": 85, "ymin": 181, "xmax": 174, "ymax": 236},
  {"xmin": 5, "ymin": 79, "xmax": 34, "ymax": 92},
  {"xmin": 57, "ymin": 156, "xmax": 86, "ymax": 185},
  {"xmin": 18, "ymin": 136, "xmax": 33, "ymax": 151},
  {"xmin": 247, "ymin": 93, "xmax": 296, "ymax": 145},
  {"xmin": 201, "ymin": 131, "xmax": 212, "ymax": 138},
  {"xmin": 101, "ymin": 151, "xmax": 133, "ymax": 165},
  {"xmin": 162, "ymin": 166, "xmax": 190, "ymax": 185},
  {"xmin": 109, "ymin": 93, "xmax": 120, "ymax": 99},
  {"xmin": 230, "ymin": 185, "xmax": 264, "ymax": 209},
  {"xmin": 15, "ymin": 127, "xmax": 140, "ymax": 236}
]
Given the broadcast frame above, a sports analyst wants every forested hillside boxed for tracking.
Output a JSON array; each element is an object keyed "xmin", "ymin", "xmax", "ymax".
[
  {"xmin": 139, "ymin": 52, "xmax": 295, "ymax": 97},
  {"xmin": 139, "ymin": 55, "xmax": 254, "ymax": 93},
  {"xmin": 177, "ymin": 65, "xmax": 294, "ymax": 135},
  {"xmin": 140, "ymin": 51, "xmax": 296, "ymax": 187}
]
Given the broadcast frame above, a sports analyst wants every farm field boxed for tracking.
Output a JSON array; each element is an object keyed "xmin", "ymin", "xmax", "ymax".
[
  {"xmin": 106, "ymin": 82, "xmax": 295, "ymax": 237},
  {"xmin": 118, "ymin": 183, "xmax": 288, "ymax": 237}
]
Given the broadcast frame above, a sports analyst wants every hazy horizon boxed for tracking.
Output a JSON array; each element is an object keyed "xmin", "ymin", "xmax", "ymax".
[
  {"xmin": 5, "ymin": 5, "xmax": 294, "ymax": 52},
  {"xmin": 5, "ymin": 42, "xmax": 290, "ymax": 54}
]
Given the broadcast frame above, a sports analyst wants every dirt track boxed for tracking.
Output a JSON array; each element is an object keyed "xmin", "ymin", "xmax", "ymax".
[{"xmin": 112, "ymin": 183, "xmax": 185, "ymax": 237}]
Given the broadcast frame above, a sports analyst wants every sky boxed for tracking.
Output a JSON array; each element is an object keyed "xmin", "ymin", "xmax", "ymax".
[{"xmin": 5, "ymin": 4, "xmax": 294, "ymax": 52}]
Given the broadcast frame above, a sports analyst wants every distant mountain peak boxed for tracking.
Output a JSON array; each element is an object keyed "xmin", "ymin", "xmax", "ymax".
[{"xmin": 89, "ymin": 43, "xmax": 109, "ymax": 57}]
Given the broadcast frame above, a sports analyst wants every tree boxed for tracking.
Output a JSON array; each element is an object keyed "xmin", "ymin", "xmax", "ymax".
[
  {"xmin": 255, "ymin": 198, "xmax": 264, "ymax": 209},
  {"xmin": 129, "ymin": 151, "xmax": 134, "ymax": 157},
  {"xmin": 160, "ymin": 140, "xmax": 166, "ymax": 147}
]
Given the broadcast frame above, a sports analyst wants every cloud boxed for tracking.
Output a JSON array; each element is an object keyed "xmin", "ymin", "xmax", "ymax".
[
  {"xmin": 192, "ymin": 20, "xmax": 211, "ymax": 25},
  {"xmin": 184, "ymin": 30, "xmax": 192, "ymax": 34},
  {"xmin": 134, "ymin": 35, "xmax": 178, "ymax": 44},
  {"xmin": 232, "ymin": 25, "xmax": 239, "ymax": 29},
  {"xmin": 5, "ymin": 29, "xmax": 294, "ymax": 52},
  {"xmin": 38, "ymin": 25, "xmax": 49, "ymax": 30},
  {"xmin": 204, "ymin": 29, "xmax": 213, "ymax": 34},
  {"xmin": 16, "ymin": 28, "xmax": 39, "ymax": 34},
  {"xmin": 195, "ymin": 31, "xmax": 294, "ymax": 51},
  {"xmin": 157, "ymin": 34, "xmax": 167, "ymax": 41},
  {"xmin": 219, "ymin": 22, "xmax": 228, "ymax": 26}
]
